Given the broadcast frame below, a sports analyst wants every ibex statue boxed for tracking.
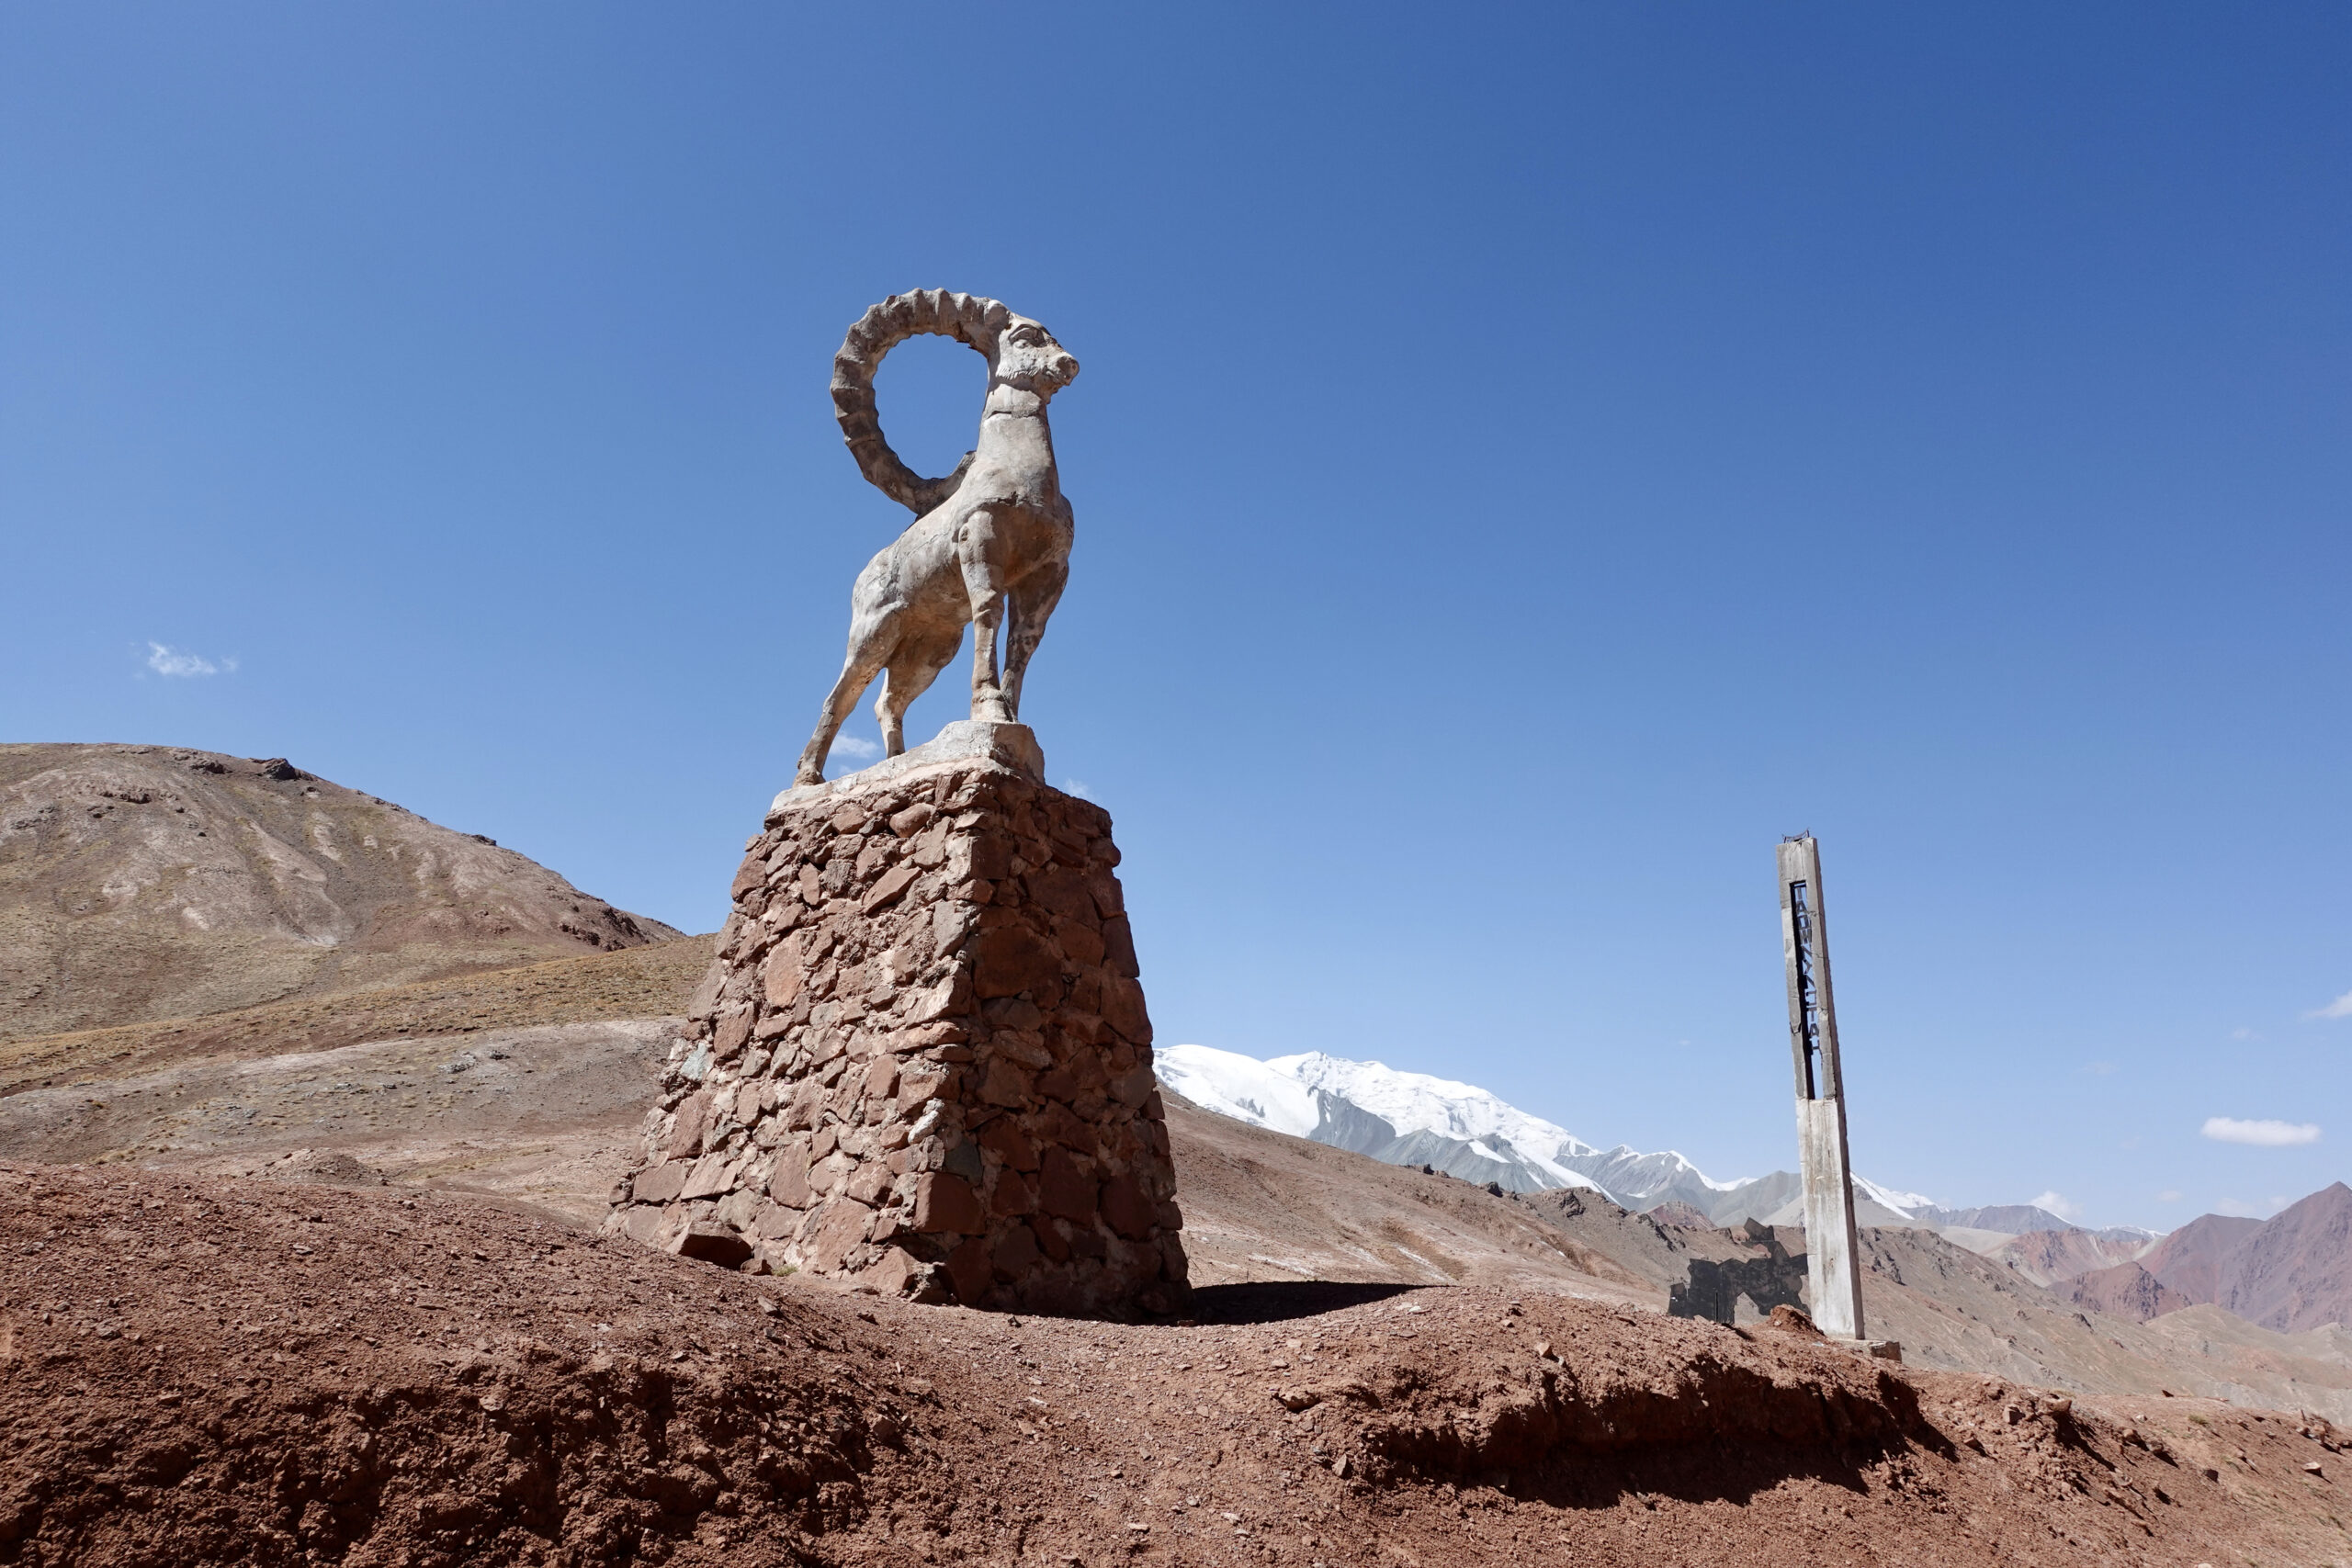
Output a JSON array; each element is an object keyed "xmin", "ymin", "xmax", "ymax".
[{"xmin": 795, "ymin": 290, "xmax": 1080, "ymax": 786}]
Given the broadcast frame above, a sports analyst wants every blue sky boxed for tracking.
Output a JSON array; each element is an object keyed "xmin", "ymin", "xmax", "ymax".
[{"xmin": 3, "ymin": 5, "xmax": 2347, "ymax": 1232}]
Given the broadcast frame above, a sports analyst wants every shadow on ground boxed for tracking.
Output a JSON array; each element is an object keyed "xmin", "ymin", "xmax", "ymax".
[{"xmin": 1188, "ymin": 1280, "xmax": 1425, "ymax": 1324}]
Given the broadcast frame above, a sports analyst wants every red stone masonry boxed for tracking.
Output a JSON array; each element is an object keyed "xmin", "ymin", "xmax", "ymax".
[{"xmin": 605, "ymin": 746, "xmax": 1189, "ymax": 1316}]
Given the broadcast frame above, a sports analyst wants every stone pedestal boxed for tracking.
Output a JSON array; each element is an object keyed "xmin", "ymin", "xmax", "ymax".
[{"xmin": 605, "ymin": 722, "xmax": 1190, "ymax": 1316}]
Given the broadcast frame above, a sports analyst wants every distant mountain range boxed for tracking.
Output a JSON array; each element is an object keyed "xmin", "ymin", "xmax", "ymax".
[
  {"xmin": 1146, "ymin": 1043, "xmax": 2352, "ymax": 1337},
  {"xmin": 1157, "ymin": 1043, "xmax": 1983, "ymax": 1230},
  {"xmin": 2131, "ymin": 1185, "xmax": 2352, "ymax": 1333},
  {"xmin": 2001, "ymin": 1188, "xmax": 2352, "ymax": 1332},
  {"xmin": 1152, "ymin": 1044, "xmax": 2210, "ymax": 1252}
]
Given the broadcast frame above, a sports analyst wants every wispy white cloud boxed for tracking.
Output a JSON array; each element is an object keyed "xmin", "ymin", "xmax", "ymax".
[
  {"xmin": 146, "ymin": 642, "xmax": 235, "ymax": 678},
  {"xmin": 2031, "ymin": 1190, "xmax": 2083, "ymax": 1221},
  {"xmin": 2312, "ymin": 990, "xmax": 2352, "ymax": 1021},
  {"xmin": 2202, "ymin": 1116, "xmax": 2320, "ymax": 1147},
  {"xmin": 2082, "ymin": 1061, "xmax": 2118, "ymax": 1077},
  {"xmin": 2156, "ymin": 1189, "xmax": 2183, "ymax": 1203},
  {"xmin": 1061, "ymin": 777, "xmax": 1093, "ymax": 800},
  {"xmin": 828, "ymin": 736, "xmax": 881, "ymax": 762}
]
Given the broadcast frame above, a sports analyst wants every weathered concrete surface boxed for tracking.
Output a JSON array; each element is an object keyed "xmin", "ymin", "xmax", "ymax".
[
  {"xmin": 797, "ymin": 290, "xmax": 1080, "ymax": 784},
  {"xmin": 1779, "ymin": 834, "xmax": 1870, "ymax": 1342},
  {"xmin": 1795, "ymin": 1096, "xmax": 1864, "ymax": 1337},
  {"xmin": 608, "ymin": 734, "xmax": 1187, "ymax": 1314},
  {"xmin": 771, "ymin": 719, "xmax": 1042, "ymax": 821}
]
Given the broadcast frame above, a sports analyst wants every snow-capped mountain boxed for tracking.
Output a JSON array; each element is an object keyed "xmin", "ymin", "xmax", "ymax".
[
  {"xmin": 1564, "ymin": 1145, "xmax": 1751, "ymax": 1218},
  {"xmin": 1156, "ymin": 1045, "xmax": 1612, "ymax": 1195},
  {"xmin": 1154, "ymin": 1043, "xmax": 1942, "ymax": 1226}
]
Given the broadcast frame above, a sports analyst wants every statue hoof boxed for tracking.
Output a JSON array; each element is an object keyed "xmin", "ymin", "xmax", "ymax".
[{"xmin": 794, "ymin": 767, "xmax": 824, "ymax": 787}]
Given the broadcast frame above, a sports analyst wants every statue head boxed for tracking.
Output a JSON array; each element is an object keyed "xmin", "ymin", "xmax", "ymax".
[
  {"xmin": 988, "ymin": 314, "xmax": 1080, "ymax": 399},
  {"xmin": 831, "ymin": 290, "xmax": 1079, "ymax": 514}
]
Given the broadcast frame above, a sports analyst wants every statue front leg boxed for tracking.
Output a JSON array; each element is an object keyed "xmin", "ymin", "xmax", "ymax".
[
  {"xmin": 958, "ymin": 513, "xmax": 1015, "ymax": 724},
  {"xmin": 965, "ymin": 593, "xmax": 1013, "ymax": 724}
]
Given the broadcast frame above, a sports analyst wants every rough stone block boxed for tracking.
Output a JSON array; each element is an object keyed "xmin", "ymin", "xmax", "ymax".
[
  {"xmin": 631, "ymin": 1160, "xmax": 689, "ymax": 1205},
  {"xmin": 673, "ymin": 1224, "xmax": 753, "ymax": 1269},
  {"xmin": 912, "ymin": 1172, "xmax": 983, "ymax": 1235}
]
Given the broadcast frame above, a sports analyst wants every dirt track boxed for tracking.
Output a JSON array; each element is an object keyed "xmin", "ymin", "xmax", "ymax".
[{"xmin": 7, "ymin": 1160, "xmax": 2351, "ymax": 1567}]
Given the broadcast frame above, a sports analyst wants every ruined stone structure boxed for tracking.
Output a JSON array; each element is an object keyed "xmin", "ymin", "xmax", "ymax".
[
  {"xmin": 1667, "ymin": 1218, "xmax": 1808, "ymax": 1325},
  {"xmin": 607, "ymin": 722, "xmax": 1189, "ymax": 1316}
]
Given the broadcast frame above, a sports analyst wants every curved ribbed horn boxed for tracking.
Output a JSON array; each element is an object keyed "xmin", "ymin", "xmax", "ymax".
[{"xmin": 831, "ymin": 289, "xmax": 1006, "ymax": 515}]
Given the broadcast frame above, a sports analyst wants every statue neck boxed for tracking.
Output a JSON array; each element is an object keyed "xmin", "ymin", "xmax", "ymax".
[
  {"xmin": 978, "ymin": 382, "xmax": 1056, "ymax": 467},
  {"xmin": 984, "ymin": 380, "xmax": 1050, "ymax": 419}
]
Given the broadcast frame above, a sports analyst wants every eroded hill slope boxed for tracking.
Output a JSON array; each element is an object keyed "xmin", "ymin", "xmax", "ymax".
[{"xmin": 0, "ymin": 743, "xmax": 679, "ymax": 1039}]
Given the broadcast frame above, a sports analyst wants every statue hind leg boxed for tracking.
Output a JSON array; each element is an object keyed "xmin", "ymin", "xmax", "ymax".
[
  {"xmin": 796, "ymin": 630, "xmax": 895, "ymax": 786},
  {"xmin": 1001, "ymin": 559, "xmax": 1067, "ymax": 720},
  {"xmin": 873, "ymin": 627, "xmax": 964, "ymax": 756}
]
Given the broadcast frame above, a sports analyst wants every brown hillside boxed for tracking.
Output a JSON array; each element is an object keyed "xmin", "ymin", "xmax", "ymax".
[
  {"xmin": 0, "ymin": 743, "xmax": 681, "ymax": 1040},
  {"xmin": 2216, "ymin": 1183, "xmax": 2352, "ymax": 1333},
  {"xmin": 2144, "ymin": 1213, "xmax": 2265, "ymax": 1303},
  {"xmin": 9, "ymin": 1157, "xmax": 2352, "ymax": 1568},
  {"xmin": 1992, "ymin": 1225, "xmax": 2156, "ymax": 1287},
  {"xmin": 1165, "ymin": 1095, "xmax": 1657, "ymax": 1301},
  {"xmin": 14, "ymin": 964, "xmax": 2352, "ymax": 1427},
  {"xmin": 2064, "ymin": 1261, "xmax": 2195, "ymax": 1323},
  {"xmin": 0, "ymin": 932, "xmax": 714, "ymax": 1100},
  {"xmin": 0, "ymin": 936, "xmax": 715, "ymax": 1221}
]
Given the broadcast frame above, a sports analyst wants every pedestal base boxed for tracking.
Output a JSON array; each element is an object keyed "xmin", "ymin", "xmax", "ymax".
[
  {"xmin": 606, "ymin": 728, "xmax": 1188, "ymax": 1316},
  {"xmin": 1830, "ymin": 1337, "xmax": 1905, "ymax": 1362}
]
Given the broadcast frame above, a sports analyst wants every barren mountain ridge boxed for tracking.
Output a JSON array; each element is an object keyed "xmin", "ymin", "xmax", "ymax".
[{"xmin": 0, "ymin": 743, "xmax": 679, "ymax": 1040}]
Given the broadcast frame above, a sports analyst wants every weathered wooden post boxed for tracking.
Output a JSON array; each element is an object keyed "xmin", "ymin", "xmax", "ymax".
[{"xmin": 1777, "ymin": 834, "xmax": 1868, "ymax": 1341}]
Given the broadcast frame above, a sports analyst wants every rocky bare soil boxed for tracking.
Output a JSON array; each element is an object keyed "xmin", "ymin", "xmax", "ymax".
[
  {"xmin": 9, "ymin": 938, "xmax": 2352, "ymax": 1427},
  {"xmin": 8, "ymin": 913, "xmax": 2352, "ymax": 1560},
  {"xmin": 12, "ymin": 1158, "xmax": 2352, "ymax": 1567},
  {"xmin": 0, "ymin": 1019, "xmax": 673, "ymax": 1224}
]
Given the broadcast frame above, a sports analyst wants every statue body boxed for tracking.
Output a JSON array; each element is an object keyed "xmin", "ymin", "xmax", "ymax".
[{"xmin": 796, "ymin": 291, "xmax": 1080, "ymax": 785}]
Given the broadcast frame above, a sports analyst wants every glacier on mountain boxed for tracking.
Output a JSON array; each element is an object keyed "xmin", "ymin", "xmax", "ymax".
[
  {"xmin": 1266, "ymin": 1051, "xmax": 1603, "ymax": 1189},
  {"xmin": 1155, "ymin": 1043, "xmax": 1611, "ymax": 1194},
  {"xmin": 1152, "ymin": 1043, "xmax": 1321, "ymax": 1138},
  {"xmin": 1153, "ymin": 1043, "xmax": 1944, "ymax": 1227}
]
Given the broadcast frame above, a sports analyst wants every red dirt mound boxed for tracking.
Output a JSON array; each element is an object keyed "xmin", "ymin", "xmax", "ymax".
[{"xmin": 5, "ymin": 1160, "xmax": 2349, "ymax": 1566}]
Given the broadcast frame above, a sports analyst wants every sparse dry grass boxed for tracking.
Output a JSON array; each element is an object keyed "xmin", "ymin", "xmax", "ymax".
[{"xmin": 0, "ymin": 933, "xmax": 715, "ymax": 1097}]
